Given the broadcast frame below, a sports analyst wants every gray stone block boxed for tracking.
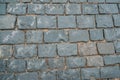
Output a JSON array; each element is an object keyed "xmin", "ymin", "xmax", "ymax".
[
  {"xmin": 90, "ymin": 29, "xmax": 104, "ymax": 41},
  {"xmin": 44, "ymin": 30, "xmax": 68, "ymax": 42},
  {"xmin": 106, "ymin": 0, "xmax": 120, "ymax": 3},
  {"xmin": 0, "ymin": 15, "xmax": 16, "ymax": 29},
  {"xmin": 66, "ymin": 4, "xmax": 81, "ymax": 14},
  {"xmin": 87, "ymin": 56, "xmax": 104, "ymax": 66},
  {"xmin": 77, "ymin": 15, "xmax": 95, "ymax": 28},
  {"xmin": 70, "ymin": 0, "xmax": 87, "ymax": 2},
  {"xmin": 52, "ymin": 0, "xmax": 67, "ymax": 3},
  {"xmin": 7, "ymin": 3, "xmax": 27, "ymax": 14},
  {"xmin": 96, "ymin": 15, "xmax": 113, "ymax": 28},
  {"xmin": 45, "ymin": 4, "xmax": 64, "ymax": 14},
  {"xmin": 0, "ymin": 74, "xmax": 15, "ymax": 80},
  {"xmin": 57, "ymin": 44, "xmax": 77, "ymax": 56},
  {"xmin": 114, "ymin": 41, "xmax": 120, "ymax": 53},
  {"xmin": 32, "ymin": 0, "xmax": 51, "ymax": 3},
  {"xmin": 113, "ymin": 14, "xmax": 120, "ymax": 27},
  {"xmin": 58, "ymin": 16, "xmax": 76, "ymax": 28},
  {"xmin": 66, "ymin": 57, "xmax": 86, "ymax": 68},
  {"xmin": 48, "ymin": 57, "xmax": 65, "ymax": 69},
  {"xmin": 5, "ymin": 0, "xmax": 19, "ymax": 2},
  {"xmin": 14, "ymin": 45, "xmax": 37, "ymax": 58},
  {"xmin": 27, "ymin": 59, "xmax": 48, "ymax": 71},
  {"xmin": 0, "ymin": 4, "xmax": 6, "ymax": 14},
  {"xmin": 82, "ymin": 4, "xmax": 98, "ymax": 14},
  {"xmin": 104, "ymin": 29, "xmax": 115, "ymax": 41},
  {"xmin": 38, "ymin": 44, "xmax": 57, "ymax": 57},
  {"xmin": 28, "ymin": 4, "xmax": 44, "ymax": 14},
  {"xmin": 37, "ymin": 16, "xmax": 56, "ymax": 28},
  {"xmin": 81, "ymin": 68, "xmax": 100, "ymax": 80},
  {"xmin": 78, "ymin": 43, "xmax": 97, "ymax": 56},
  {"xmin": 7, "ymin": 59, "xmax": 26, "ymax": 72},
  {"xmin": 0, "ymin": 45, "xmax": 12, "ymax": 59},
  {"xmin": 26, "ymin": 30, "xmax": 43, "ymax": 43},
  {"xmin": 69, "ymin": 30, "xmax": 89, "ymax": 42},
  {"xmin": 57, "ymin": 69, "xmax": 81, "ymax": 80},
  {"xmin": 104, "ymin": 55, "xmax": 120, "ymax": 65},
  {"xmin": 99, "ymin": 4, "xmax": 118, "ymax": 13},
  {"xmin": 88, "ymin": 0, "xmax": 105, "ymax": 2},
  {"xmin": 0, "ymin": 30, "xmax": 24, "ymax": 44},
  {"xmin": 97, "ymin": 43, "xmax": 115, "ymax": 54},
  {"xmin": 22, "ymin": 0, "xmax": 31, "ymax": 2},
  {"xmin": 0, "ymin": 60, "xmax": 6, "ymax": 72},
  {"xmin": 16, "ymin": 72, "xmax": 38, "ymax": 80}
]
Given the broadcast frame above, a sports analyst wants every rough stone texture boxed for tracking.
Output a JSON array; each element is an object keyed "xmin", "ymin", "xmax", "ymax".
[
  {"xmin": 0, "ymin": 4, "xmax": 6, "ymax": 14},
  {"xmin": 0, "ymin": 74, "xmax": 15, "ymax": 80},
  {"xmin": 52, "ymin": 0, "xmax": 67, "ymax": 3},
  {"xmin": 78, "ymin": 43, "xmax": 97, "ymax": 56},
  {"xmin": 0, "ymin": 60, "xmax": 6, "ymax": 72},
  {"xmin": 113, "ymin": 14, "xmax": 120, "ymax": 27},
  {"xmin": 114, "ymin": 41, "xmax": 120, "ymax": 53},
  {"xmin": 88, "ymin": 0, "xmax": 105, "ymax": 2},
  {"xmin": 32, "ymin": 0, "xmax": 51, "ymax": 3},
  {"xmin": 97, "ymin": 43, "xmax": 115, "ymax": 54},
  {"xmin": 106, "ymin": 0, "xmax": 120, "ymax": 2},
  {"xmin": 70, "ymin": 0, "xmax": 87, "ymax": 2}
]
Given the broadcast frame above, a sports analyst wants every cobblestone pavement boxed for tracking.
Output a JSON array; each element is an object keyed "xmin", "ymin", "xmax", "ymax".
[{"xmin": 0, "ymin": 0, "xmax": 120, "ymax": 80}]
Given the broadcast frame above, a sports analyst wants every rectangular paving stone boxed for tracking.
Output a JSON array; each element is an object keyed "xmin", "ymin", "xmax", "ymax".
[
  {"xmin": 96, "ymin": 15, "xmax": 113, "ymax": 28},
  {"xmin": 66, "ymin": 4, "xmax": 81, "ymax": 14},
  {"xmin": 58, "ymin": 16, "xmax": 76, "ymax": 28},
  {"xmin": 114, "ymin": 41, "xmax": 120, "ymax": 53},
  {"xmin": 88, "ymin": 0, "xmax": 105, "ymax": 2},
  {"xmin": 44, "ymin": 30, "xmax": 68, "ymax": 43},
  {"xmin": 90, "ymin": 29, "xmax": 104, "ymax": 41},
  {"xmin": 82, "ymin": 4, "xmax": 98, "ymax": 14},
  {"xmin": 77, "ymin": 15, "xmax": 95, "ymax": 28},
  {"xmin": 7, "ymin": 59, "xmax": 26, "ymax": 72},
  {"xmin": 28, "ymin": 4, "xmax": 44, "ymax": 14},
  {"xmin": 69, "ymin": 30, "xmax": 89, "ymax": 42},
  {"xmin": 103, "ymin": 55, "xmax": 120, "ymax": 65},
  {"xmin": 66, "ymin": 57, "xmax": 86, "ymax": 68},
  {"xmin": 0, "ymin": 15, "xmax": 16, "ymax": 29},
  {"xmin": 97, "ymin": 43, "xmax": 115, "ymax": 54},
  {"xmin": 26, "ymin": 30, "xmax": 43, "ymax": 43},
  {"xmin": 0, "ymin": 4, "xmax": 6, "ymax": 14},
  {"xmin": 37, "ymin": 16, "xmax": 56, "ymax": 28},
  {"xmin": 16, "ymin": 72, "xmax": 38, "ymax": 80},
  {"xmin": 27, "ymin": 59, "xmax": 48, "ymax": 71},
  {"xmin": 0, "ymin": 30, "xmax": 24, "ymax": 44},
  {"xmin": 104, "ymin": 29, "xmax": 115, "ymax": 41},
  {"xmin": 17, "ymin": 16, "xmax": 36, "ymax": 29},
  {"xmin": 0, "ymin": 45, "xmax": 12, "ymax": 59},
  {"xmin": 0, "ymin": 60, "xmax": 6, "ymax": 72},
  {"xmin": 14, "ymin": 45, "xmax": 37, "ymax": 58},
  {"xmin": 81, "ymin": 68, "xmax": 100, "ymax": 80},
  {"xmin": 5, "ymin": 0, "xmax": 19, "ymax": 2},
  {"xmin": 101, "ymin": 66, "xmax": 120, "ymax": 78},
  {"xmin": 39, "ymin": 70, "xmax": 56, "ymax": 80},
  {"xmin": 45, "ymin": 4, "xmax": 64, "ymax": 14},
  {"xmin": 0, "ymin": 74, "xmax": 15, "ymax": 80},
  {"xmin": 38, "ymin": 44, "xmax": 57, "ymax": 57},
  {"xmin": 52, "ymin": 0, "xmax": 67, "ymax": 3},
  {"xmin": 78, "ymin": 42, "xmax": 97, "ymax": 56},
  {"xmin": 22, "ymin": 0, "xmax": 31, "ymax": 2},
  {"xmin": 57, "ymin": 69, "xmax": 81, "ymax": 80},
  {"xmin": 70, "ymin": 0, "xmax": 87, "ymax": 2},
  {"xmin": 7, "ymin": 3, "xmax": 27, "ymax": 14},
  {"xmin": 106, "ymin": 0, "xmax": 120, "ymax": 3},
  {"xmin": 113, "ymin": 14, "xmax": 120, "ymax": 27},
  {"xmin": 99, "ymin": 4, "xmax": 118, "ymax": 13},
  {"xmin": 87, "ymin": 56, "xmax": 104, "ymax": 67},
  {"xmin": 57, "ymin": 44, "xmax": 77, "ymax": 56},
  {"xmin": 32, "ymin": 0, "xmax": 51, "ymax": 3},
  {"xmin": 48, "ymin": 57, "xmax": 65, "ymax": 69}
]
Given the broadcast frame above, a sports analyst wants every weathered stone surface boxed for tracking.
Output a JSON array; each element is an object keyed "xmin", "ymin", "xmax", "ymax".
[
  {"xmin": 32, "ymin": 0, "xmax": 51, "ymax": 3},
  {"xmin": 0, "ymin": 74, "xmax": 15, "ymax": 80},
  {"xmin": 5, "ymin": 0, "xmax": 19, "ymax": 2},
  {"xmin": 27, "ymin": 59, "xmax": 48, "ymax": 71},
  {"xmin": 70, "ymin": 0, "xmax": 87, "ymax": 2},
  {"xmin": 0, "ymin": 15, "xmax": 16, "ymax": 29},
  {"xmin": 26, "ymin": 30, "xmax": 43, "ymax": 43},
  {"xmin": 57, "ymin": 69, "xmax": 81, "ymax": 80},
  {"xmin": 0, "ymin": 45, "xmax": 12, "ymax": 59},
  {"xmin": 7, "ymin": 3, "xmax": 27, "ymax": 14},
  {"xmin": 7, "ymin": 59, "xmax": 26, "ymax": 72},
  {"xmin": 81, "ymin": 68, "xmax": 100, "ymax": 79},
  {"xmin": 82, "ymin": 4, "xmax": 98, "ymax": 14},
  {"xmin": 113, "ymin": 14, "xmax": 120, "ymax": 27},
  {"xmin": 103, "ymin": 55, "xmax": 120, "ymax": 65},
  {"xmin": 14, "ymin": 45, "xmax": 37, "ymax": 58},
  {"xmin": 52, "ymin": 0, "xmax": 67, "ymax": 3},
  {"xmin": 0, "ymin": 4, "xmax": 6, "ymax": 14},
  {"xmin": 106, "ymin": 0, "xmax": 120, "ymax": 3},
  {"xmin": 78, "ymin": 43, "xmax": 97, "ymax": 56},
  {"xmin": 57, "ymin": 44, "xmax": 77, "ymax": 56},
  {"xmin": 0, "ymin": 30, "xmax": 24, "ymax": 44},
  {"xmin": 96, "ymin": 15, "xmax": 113, "ymax": 28},
  {"xmin": 37, "ymin": 16, "xmax": 56, "ymax": 28},
  {"xmin": 101, "ymin": 66, "xmax": 120, "ymax": 78},
  {"xmin": 44, "ymin": 30, "xmax": 68, "ymax": 42},
  {"xmin": 88, "ymin": 0, "xmax": 105, "ymax": 2},
  {"xmin": 99, "ymin": 4, "xmax": 118, "ymax": 13},
  {"xmin": 77, "ymin": 15, "xmax": 95, "ymax": 28},
  {"xmin": 114, "ymin": 41, "xmax": 120, "ymax": 53},
  {"xmin": 22, "ymin": 0, "xmax": 31, "ymax": 2},
  {"xmin": 16, "ymin": 72, "xmax": 38, "ymax": 80},
  {"xmin": 66, "ymin": 57, "xmax": 86, "ymax": 68},
  {"xmin": 58, "ymin": 16, "xmax": 76, "ymax": 28},
  {"xmin": 87, "ymin": 56, "xmax": 104, "ymax": 66},
  {"xmin": 48, "ymin": 57, "xmax": 65, "ymax": 69},
  {"xmin": 0, "ymin": 60, "xmax": 6, "ymax": 72},
  {"xmin": 38, "ymin": 44, "xmax": 57, "ymax": 57},
  {"xmin": 66, "ymin": 4, "xmax": 81, "ymax": 14},
  {"xmin": 97, "ymin": 43, "xmax": 115, "ymax": 54},
  {"xmin": 69, "ymin": 30, "xmax": 89, "ymax": 42},
  {"xmin": 17, "ymin": 16, "xmax": 36, "ymax": 29}
]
